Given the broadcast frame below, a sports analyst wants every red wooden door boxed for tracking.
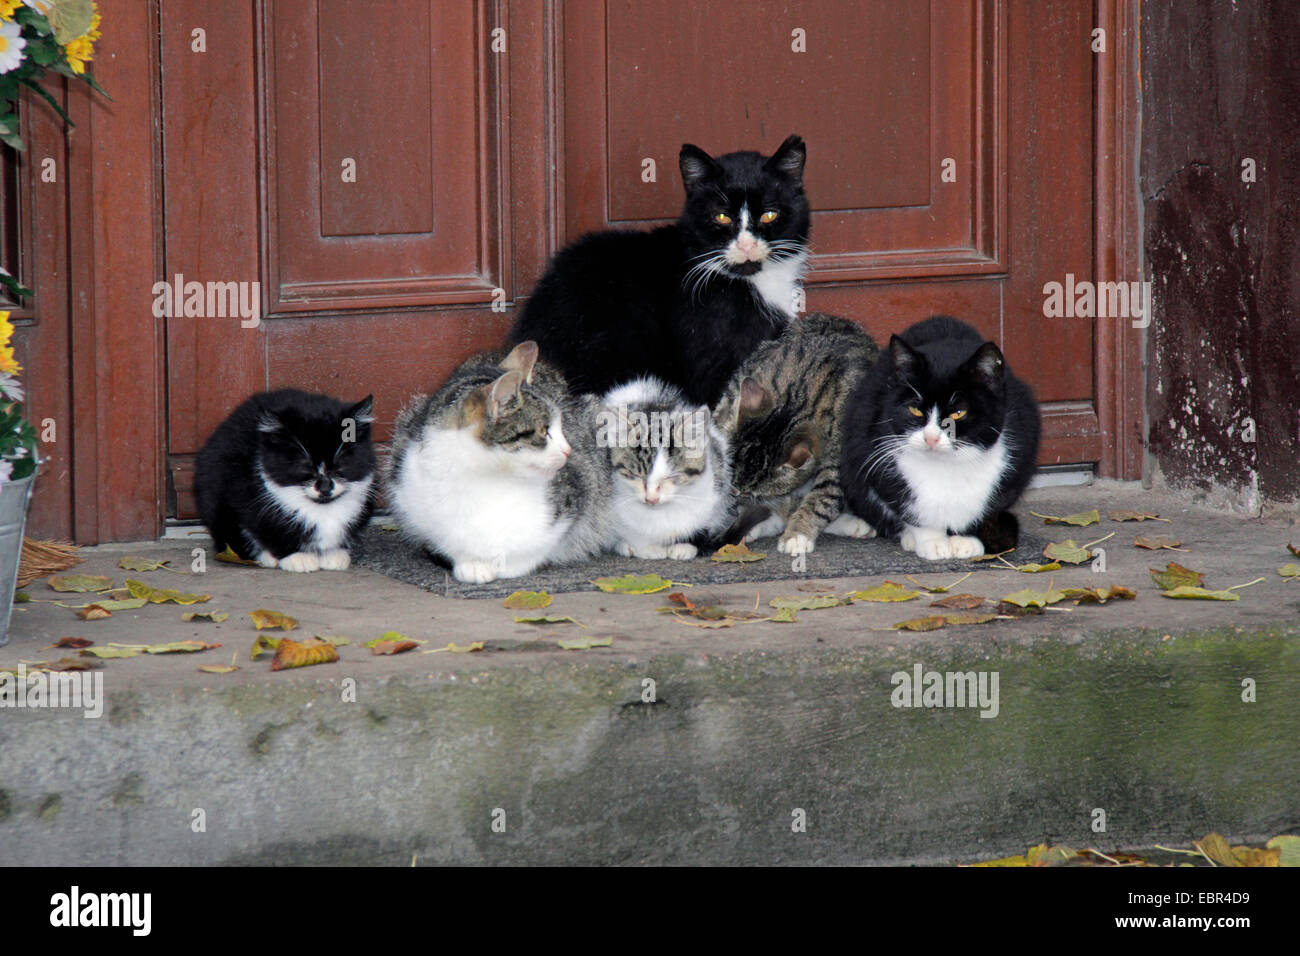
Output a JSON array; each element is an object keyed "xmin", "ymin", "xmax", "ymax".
[{"xmin": 145, "ymin": 0, "xmax": 1139, "ymax": 525}]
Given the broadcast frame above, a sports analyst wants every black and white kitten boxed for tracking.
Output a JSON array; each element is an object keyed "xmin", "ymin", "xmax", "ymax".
[
  {"xmin": 195, "ymin": 389, "xmax": 377, "ymax": 572},
  {"xmin": 510, "ymin": 134, "xmax": 811, "ymax": 406},
  {"xmin": 839, "ymin": 316, "xmax": 1040, "ymax": 560}
]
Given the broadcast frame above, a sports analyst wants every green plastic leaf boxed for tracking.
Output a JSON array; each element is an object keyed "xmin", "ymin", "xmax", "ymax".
[{"xmin": 590, "ymin": 574, "xmax": 674, "ymax": 595}]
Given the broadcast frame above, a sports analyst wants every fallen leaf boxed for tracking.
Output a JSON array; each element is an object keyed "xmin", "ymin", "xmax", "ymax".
[
  {"xmin": 250, "ymin": 634, "xmax": 282, "ymax": 661},
  {"xmin": 1030, "ymin": 509, "xmax": 1100, "ymax": 527},
  {"xmin": 1060, "ymin": 585, "xmax": 1137, "ymax": 604},
  {"xmin": 86, "ymin": 598, "xmax": 148, "ymax": 612},
  {"xmin": 249, "ymin": 609, "xmax": 299, "ymax": 630},
  {"xmin": 1134, "ymin": 534, "xmax": 1186, "ymax": 551},
  {"xmin": 76, "ymin": 605, "xmax": 112, "ymax": 620},
  {"xmin": 769, "ymin": 607, "xmax": 799, "ymax": 623},
  {"xmin": 371, "ymin": 640, "xmax": 420, "ymax": 656},
  {"xmin": 929, "ymin": 594, "xmax": 986, "ymax": 610},
  {"xmin": 1149, "ymin": 562, "xmax": 1205, "ymax": 590},
  {"xmin": 590, "ymin": 573, "xmax": 674, "ymax": 595},
  {"xmin": 557, "ymin": 637, "xmax": 614, "ymax": 650},
  {"xmin": 1108, "ymin": 510, "xmax": 1170, "ymax": 522},
  {"xmin": 270, "ymin": 637, "xmax": 339, "ymax": 671},
  {"xmin": 181, "ymin": 611, "xmax": 229, "ymax": 623},
  {"xmin": 446, "ymin": 641, "xmax": 485, "ymax": 653},
  {"xmin": 672, "ymin": 616, "xmax": 734, "ymax": 629},
  {"xmin": 1266, "ymin": 835, "xmax": 1300, "ymax": 867},
  {"xmin": 502, "ymin": 590, "xmax": 553, "ymax": 610},
  {"xmin": 971, "ymin": 549, "xmax": 1014, "ymax": 563},
  {"xmin": 1161, "ymin": 586, "xmax": 1239, "ymax": 601},
  {"xmin": 667, "ymin": 592, "xmax": 696, "ymax": 609},
  {"xmin": 79, "ymin": 646, "xmax": 142, "ymax": 659},
  {"xmin": 126, "ymin": 579, "xmax": 211, "ymax": 605},
  {"xmin": 145, "ymin": 640, "xmax": 220, "ymax": 654},
  {"xmin": 1289, "ymin": 543, "xmax": 1300, "ymax": 557},
  {"xmin": 710, "ymin": 542, "xmax": 766, "ymax": 563},
  {"xmin": 215, "ymin": 546, "xmax": 259, "ymax": 566},
  {"xmin": 846, "ymin": 582, "xmax": 920, "ymax": 603},
  {"xmin": 892, "ymin": 615, "xmax": 948, "ymax": 632},
  {"xmin": 118, "ymin": 556, "xmax": 177, "ymax": 573},
  {"xmin": 1000, "ymin": 585, "xmax": 1068, "ymax": 608},
  {"xmin": 362, "ymin": 631, "xmax": 427, "ymax": 648},
  {"xmin": 1194, "ymin": 833, "xmax": 1237, "ymax": 867},
  {"xmin": 48, "ymin": 574, "xmax": 115, "ymax": 593},
  {"xmin": 768, "ymin": 595, "xmax": 844, "ymax": 611},
  {"xmin": 198, "ymin": 663, "xmax": 240, "ymax": 675},
  {"xmin": 1232, "ymin": 846, "xmax": 1280, "ymax": 867},
  {"xmin": 514, "ymin": 614, "xmax": 584, "ymax": 626},
  {"xmin": 1013, "ymin": 561, "xmax": 1062, "ymax": 573},
  {"xmin": 1276, "ymin": 563, "xmax": 1300, "ymax": 580},
  {"xmin": 1027, "ymin": 844, "xmax": 1082, "ymax": 867},
  {"xmin": 904, "ymin": 572, "xmax": 973, "ymax": 593},
  {"xmin": 14, "ymin": 590, "xmax": 28, "ymax": 603},
  {"xmin": 969, "ymin": 854, "xmax": 1030, "ymax": 867},
  {"xmin": 43, "ymin": 657, "xmax": 99, "ymax": 672},
  {"xmin": 51, "ymin": 637, "xmax": 93, "ymax": 649},
  {"xmin": 1043, "ymin": 541, "xmax": 1093, "ymax": 565},
  {"xmin": 942, "ymin": 611, "xmax": 1001, "ymax": 625}
]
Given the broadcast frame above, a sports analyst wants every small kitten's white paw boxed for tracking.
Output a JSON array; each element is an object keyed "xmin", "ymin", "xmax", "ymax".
[
  {"xmin": 665, "ymin": 542, "xmax": 698, "ymax": 560},
  {"xmin": 621, "ymin": 542, "xmax": 670, "ymax": 559},
  {"xmin": 318, "ymin": 548, "xmax": 351, "ymax": 570},
  {"xmin": 255, "ymin": 551, "xmax": 279, "ymax": 569},
  {"xmin": 778, "ymin": 531, "xmax": 816, "ymax": 555},
  {"xmin": 900, "ymin": 529, "xmax": 918, "ymax": 553},
  {"xmin": 614, "ymin": 540, "xmax": 636, "ymax": 557},
  {"xmin": 279, "ymin": 551, "xmax": 321, "ymax": 573},
  {"xmin": 913, "ymin": 537, "xmax": 954, "ymax": 561},
  {"xmin": 824, "ymin": 513, "xmax": 877, "ymax": 538},
  {"xmin": 947, "ymin": 535, "xmax": 984, "ymax": 559},
  {"xmin": 746, "ymin": 513, "xmax": 786, "ymax": 541},
  {"xmin": 454, "ymin": 560, "xmax": 498, "ymax": 584}
]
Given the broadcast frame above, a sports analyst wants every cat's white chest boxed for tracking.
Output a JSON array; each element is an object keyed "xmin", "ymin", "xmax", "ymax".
[
  {"xmin": 748, "ymin": 250, "xmax": 807, "ymax": 319},
  {"xmin": 895, "ymin": 439, "xmax": 1009, "ymax": 532}
]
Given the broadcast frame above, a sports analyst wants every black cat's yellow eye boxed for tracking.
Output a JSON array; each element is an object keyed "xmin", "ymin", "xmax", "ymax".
[
  {"xmin": 714, "ymin": 212, "xmax": 732, "ymax": 225},
  {"xmin": 948, "ymin": 410, "xmax": 967, "ymax": 421},
  {"xmin": 907, "ymin": 406, "xmax": 924, "ymax": 417},
  {"xmin": 759, "ymin": 210, "xmax": 778, "ymax": 223}
]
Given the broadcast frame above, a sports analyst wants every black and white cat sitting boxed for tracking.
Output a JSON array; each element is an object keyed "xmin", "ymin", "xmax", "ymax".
[
  {"xmin": 840, "ymin": 316, "xmax": 1040, "ymax": 560},
  {"xmin": 510, "ymin": 134, "xmax": 811, "ymax": 406},
  {"xmin": 195, "ymin": 389, "xmax": 377, "ymax": 572}
]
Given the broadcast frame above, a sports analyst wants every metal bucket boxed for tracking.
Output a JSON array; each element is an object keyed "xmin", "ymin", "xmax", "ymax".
[{"xmin": 0, "ymin": 473, "xmax": 35, "ymax": 647}]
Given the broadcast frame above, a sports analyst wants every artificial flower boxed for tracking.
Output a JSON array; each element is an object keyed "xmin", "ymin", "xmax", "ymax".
[
  {"xmin": 62, "ymin": 4, "xmax": 99, "ymax": 75},
  {"xmin": 0, "ymin": 1, "xmax": 22, "ymax": 21}
]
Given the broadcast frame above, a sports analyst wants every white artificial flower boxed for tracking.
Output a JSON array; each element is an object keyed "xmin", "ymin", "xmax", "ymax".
[
  {"xmin": 0, "ymin": 373, "xmax": 22, "ymax": 402},
  {"xmin": 0, "ymin": 19, "xmax": 26, "ymax": 75}
]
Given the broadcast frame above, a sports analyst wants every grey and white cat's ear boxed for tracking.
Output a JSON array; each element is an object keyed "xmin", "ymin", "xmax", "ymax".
[
  {"xmin": 487, "ymin": 370, "xmax": 524, "ymax": 421},
  {"xmin": 888, "ymin": 335, "xmax": 921, "ymax": 380},
  {"xmin": 500, "ymin": 341, "xmax": 539, "ymax": 384},
  {"xmin": 347, "ymin": 395, "xmax": 375, "ymax": 426},
  {"xmin": 765, "ymin": 134, "xmax": 806, "ymax": 182},
  {"xmin": 966, "ymin": 342, "xmax": 1006, "ymax": 387},
  {"xmin": 738, "ymin": 376, "xmax": 773, "ymax": 419},
  {"xmin": 679, "ymin": 143, "xmax": 722, "ymax": 188}
]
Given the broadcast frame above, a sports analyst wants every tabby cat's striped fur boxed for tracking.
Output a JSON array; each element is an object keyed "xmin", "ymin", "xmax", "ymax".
[{"xmin": 713, "ymin": 313, "xmax": 879, "ymax": 554}]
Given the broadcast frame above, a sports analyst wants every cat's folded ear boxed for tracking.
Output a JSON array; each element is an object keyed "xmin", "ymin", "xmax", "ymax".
[
  {"xmin": 488, "ymin": 370, "xmax": 524, "ymax": 421},
  {"xmin": 765, "ymin": 134, "xmax": 806, "ymax": 182},
  {"xmin": 965, "ymin": 342, "xmax": 1006, "ymax": 390},
  {"xmin": 500, "ymin": 341, "xmax": 539, "ymax": 384},
  {"xmin": 679, "ymin": 143, "xmax": 722, "ymax": 189},
  {"xmin": 347, "ymin": 395, "xmax": 375, "ymax": 426},
  {"xmin": 888, "ymin": 335, "xmax": 922, "ymax": 380}
]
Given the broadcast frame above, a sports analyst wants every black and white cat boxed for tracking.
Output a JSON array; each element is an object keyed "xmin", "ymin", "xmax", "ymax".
[
  {"xmin": 510, "ymin": 134, "xmax": 811, "ymax": 406},
  {"xmin": 839, "ymin": 316, "xmax": 1040, "ymax": 560},
  {"xmin": 195, "ymin": 390, "xmax": 377, "ymax": 571}
]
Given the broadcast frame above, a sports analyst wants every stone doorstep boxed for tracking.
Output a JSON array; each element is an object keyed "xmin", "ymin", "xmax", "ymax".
[{"xmin": 1, "ymin": 481, "xmax": 1298, "ymax": 864}]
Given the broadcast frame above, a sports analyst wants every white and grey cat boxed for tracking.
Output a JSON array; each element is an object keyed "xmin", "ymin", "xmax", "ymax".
[
  {"xmin": 599, "ymin": 377, "xmax": 733, "ymax": 559},
  {"xmin": 387, "ymin": 342, "xmax": 612, "ymax": 583}
]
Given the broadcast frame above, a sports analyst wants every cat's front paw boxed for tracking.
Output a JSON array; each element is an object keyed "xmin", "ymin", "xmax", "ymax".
[
  {"xmin": 777, "ymin": 531, "xmax": 816, "ymax": 555},
  {"xmin": 746, "ymin": 513, "xmax": 786, "ymax": 541},
  {"xmin": 618, "ymin": 541, "xmax": 670, "ymax": 559},
  {"xmin": 453, "ymin": 560, "xmax": 499, "ymax": 584},
  {"xmin": 824, "ymin": 513, "xmax": 877, "ymax": 538},
  {"xmin": 254, "ymin": 551, "xmax": 280, "ymax": 569},
  {"xmin": 947, "ymin": 535, "xmax": 984, "ymax": 559},
  {"xmin": 318, "ymin": 548, "xmax": 351, "ymax": 570},
  {"xmin": 279, "ymin": 551, "xmax": 321, "ymax": 573},
  {"xmin": 665, "ymin": 542, "xmax": 697, "ymax": 560}
]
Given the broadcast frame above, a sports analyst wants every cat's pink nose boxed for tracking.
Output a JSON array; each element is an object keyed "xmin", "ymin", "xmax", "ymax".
[
  {"xmin": 924, "ymin": 430, "xmax": 941, "ymax": 449},
  {"xmin": 645, "ymin": 490, "xmax": 661, "ymax": 504}
]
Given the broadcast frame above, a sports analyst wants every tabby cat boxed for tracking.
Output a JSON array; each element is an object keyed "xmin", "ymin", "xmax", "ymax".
[
  {"xmin": 714, "ymin": 313, "xmax": 879, "ymax": 555},
  {"xmin": 600, "ymin": 376, "xmax": 733, "ymax": 559},
  {"xmin": 386, "ymin": 342, "xmax": 612, "ymax": 583}
]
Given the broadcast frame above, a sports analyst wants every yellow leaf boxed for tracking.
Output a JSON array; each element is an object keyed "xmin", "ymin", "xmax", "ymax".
[
  {"xmin": 710, "ymin": 542, "xmax": 766, "ymax": 563},
  {"xmin": 846, "ymin": 582, "xmax": 920, "ymax": 603},
  {"xmin": 502, "ymin": 590, "xmax": 553, "ymax": 610},
  {"xmin": 249, "ymin": 609, "xmax": 299, "ymax": 630}
]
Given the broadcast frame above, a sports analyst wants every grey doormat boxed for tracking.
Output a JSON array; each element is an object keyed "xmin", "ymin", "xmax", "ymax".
[{"xmin": 351, "ymin": 524, "xmax": 1051, "ymax": 600}]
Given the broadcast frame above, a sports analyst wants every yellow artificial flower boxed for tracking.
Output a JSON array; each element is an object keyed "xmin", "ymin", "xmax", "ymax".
[
  {"xmin": 63, "ymin": 5, "xmax": 100, "ymax": 75},
  {"xmin": 0, "ymin": 1, "xmax": 22, "ymax": 21},
  {"xmin": 0, "ymin": 311, "xmax": 19, "ymax": 376}
]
